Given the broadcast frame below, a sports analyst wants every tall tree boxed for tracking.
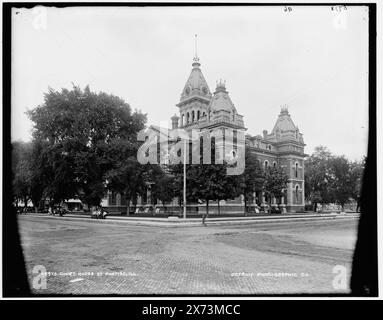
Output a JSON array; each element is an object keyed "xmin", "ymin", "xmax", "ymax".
[
  {"xmin": 185, "ymin": 162, "xmax": 242, "ymax": 216},
  {"xmin": 105, "ymin": 136, "xmax": 169, "ymax": 214},
  {"xmin": 304, "ymin": 146, "xmax": 334, "ymax": 211},
  {"xmin": 349, "ymin": 158, "xmax": 365, "ymax": 212},
  {"xmin": 216, "ymin": 165, "xmax": 243, "ymax": 215},
  {"xmin": 151, "ymin": 170, "xmax": 177, "ymax": 210},
  {"xmin": 12, "ymin": 141, "xmax": 32, "ymax": 208},
  {"xmin": 43, "ymin": 143, "xmax": 78, "ymax": 205},
  {"xmin": 168, "ymin": 140, "xmax": 251, "ymax": 216},
  {"xmin": 105, "ymin": 158, "xmax": 148, "ymax": 214},
  {"xmin": 29, "ymin": 139, "xmax": 52, "ymax": 211},
  {"xmin": 264, "ymin": 165, "xmax": 288, "ymax": 205},
  {"xmin": 328, "ymin": 155, "xmax": 361, "ymax": 212},
  {"xmin": 27, "ymin": 85, "xmax": 146, "ymax": 207},
  {"xmin": 167, "ymin": 163, "xmax": 185, "ymax": 213},
  {"xmin": 240, "ymin": 147, "xmax": 265, "ymax": 215}
]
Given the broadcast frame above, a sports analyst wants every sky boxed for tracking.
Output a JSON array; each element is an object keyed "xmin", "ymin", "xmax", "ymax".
[{"xmin": 11, "ymin": 5, "xmax": 369, "ymax": 161}]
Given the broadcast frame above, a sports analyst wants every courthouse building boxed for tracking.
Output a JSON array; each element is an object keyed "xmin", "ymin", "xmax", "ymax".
[{"xmin": 103, "ymin": 55, "xmax": 306, "ymax": 213}]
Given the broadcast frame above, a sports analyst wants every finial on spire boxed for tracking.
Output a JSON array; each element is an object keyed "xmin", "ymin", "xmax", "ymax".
[
  {"xmin": 194, "ymin": 34, "xmax": 198, "ymax": 59},
  {"xmin": 215, "ymin": 79, "xmax": 227, "ymax": 92},
  {"xmin": 192, "ymin": 34, "xmax": 201, "ymax": 68},
  {"xmin": 280, "ymin": 104, "xmax": 289, "ymax": 115}
]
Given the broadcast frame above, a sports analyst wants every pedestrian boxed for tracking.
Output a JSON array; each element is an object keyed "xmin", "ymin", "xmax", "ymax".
[{"xmin": 202, "ymin": 211, "xmax": 207, "ymax": 226}]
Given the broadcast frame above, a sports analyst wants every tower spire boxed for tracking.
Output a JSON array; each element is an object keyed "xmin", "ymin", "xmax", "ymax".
[
  {"xmin": 194, "ymin": 34, "xmax": 198, "ymax": 59},
  {"xmin": 192, "ymin": 34, "xmax": 200, "ymax": 68}
]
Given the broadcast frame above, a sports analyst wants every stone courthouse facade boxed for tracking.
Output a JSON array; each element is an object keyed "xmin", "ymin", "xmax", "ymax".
[
  {"xmin": 246, "ymin": 106, "xmax": 306, "ymax": 212},
  {"xmin": 103, "ymin": 55, "xmax": 306, "ymax": 213}
]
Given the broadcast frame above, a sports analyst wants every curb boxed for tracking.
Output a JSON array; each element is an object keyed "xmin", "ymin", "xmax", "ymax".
[{"xmin": 19, "ymin": 212, "xmax": 360, "ymax": 227}]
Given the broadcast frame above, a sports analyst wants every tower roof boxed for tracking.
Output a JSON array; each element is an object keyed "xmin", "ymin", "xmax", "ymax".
[
  {"xmin": 271, "ymin": 106, "xmax": 297, "ymax": 133},
  {"xmin": 179, "ymin": 57, "xmax": 211, "ymax": 103},
  {"xmin": 209, "ymin": 80, "xmax": 237, "ymax": 113},
  {"xmin": 266, "ymin": 106, "xmax": 304, "ymax": 144}
]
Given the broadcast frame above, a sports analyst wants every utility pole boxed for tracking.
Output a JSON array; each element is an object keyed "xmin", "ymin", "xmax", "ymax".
[{"xmin": 183, "ymin": 138, "xmax": 187, "ymax": 219}]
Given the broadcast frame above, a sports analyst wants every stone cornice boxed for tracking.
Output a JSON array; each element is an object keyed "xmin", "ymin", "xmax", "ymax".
[{"xmin": 176, "ymin": 95, "xmax": 211, "ymax": 107}]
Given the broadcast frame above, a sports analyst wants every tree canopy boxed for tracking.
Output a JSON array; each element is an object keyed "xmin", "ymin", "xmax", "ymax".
[
  {"xmin": 305, "ymin": 146, "xmax": 365, "ymax": 211},
  {"xmin": 264, "ymin": 165, "xmax": 288, "ymax": 200},
  {"xmin": 240, "ymin": 147, "xmax": 265, "ymax": 213},
  {"xmin": 25, "ymin": 85, "xmax": 147, "ymax": 207},
  {"xmin": 12, "ymin": 141, "xmax": 32, "ymax": 207}
]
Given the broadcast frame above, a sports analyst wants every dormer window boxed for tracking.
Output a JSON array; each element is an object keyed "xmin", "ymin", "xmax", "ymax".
[{"xmin": 185, "ymin": 86, "xmax": 191, "ymax": 95}]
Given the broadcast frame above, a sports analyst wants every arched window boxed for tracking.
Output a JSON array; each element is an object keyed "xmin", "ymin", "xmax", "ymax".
[
  {"xmin": 264, "ymin": 160, "xmax": 269, "ymax": 171},
  {"xmin": 197, "ymin": 110, "xmax": 200, "ymax": 120},
  {"xmin": 295, "ymin": 185, "xmax": 299, "ymax": 203},
  {"xmin": 192, "ymin": 110, "xmax": 195, "ymax": 122},
  {"xmin": 295, "ymin": 163, "xmax": 299, "ymax": 178},
  {"xmin": 187, "ymin": 112, "xmax": 190, "ymax": 124},
  {"xmin": 273, "ymin": 162, "xmax": 277, "ymax": 169}
]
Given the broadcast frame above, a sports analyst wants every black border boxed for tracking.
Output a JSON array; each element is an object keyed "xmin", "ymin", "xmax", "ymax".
[
  {"xmin": 350, "ymin": 2, "xmax": 378, "ymax": 296},
  {"xmin": 2, "ymin": 2, "xmax": 378, "ymax": 299}
]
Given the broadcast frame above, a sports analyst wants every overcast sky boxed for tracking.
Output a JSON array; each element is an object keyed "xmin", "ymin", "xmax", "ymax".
[{"xmin": 12, "ymin": 5, "xmax": 369, "ymax": 160}]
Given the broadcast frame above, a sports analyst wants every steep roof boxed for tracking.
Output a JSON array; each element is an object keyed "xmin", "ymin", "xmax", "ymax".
[
  {"xmin": 209, "ymin": 81, "xmax": 237, "ymax": 113},
  {"xmin": 262, "ymin": 107, "xmax": 304, "ymax": 144},
  {"xmin": 179, "ymin": 57, "xmax": 211, "ymax": 102},
  {"xmin": 271, "ymin": 107, "xmax": 297, "ymax": 133}
]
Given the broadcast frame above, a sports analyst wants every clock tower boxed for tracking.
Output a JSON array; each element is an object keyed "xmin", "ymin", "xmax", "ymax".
[{"xmin": 176, "ymin": 56, "xmax": 212, "ymax": 129}]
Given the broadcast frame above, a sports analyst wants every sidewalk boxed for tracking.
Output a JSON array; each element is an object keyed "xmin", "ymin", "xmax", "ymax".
[{"xmin": 21, "ymin": 211, "xmax": 360, "ymax": 227}]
